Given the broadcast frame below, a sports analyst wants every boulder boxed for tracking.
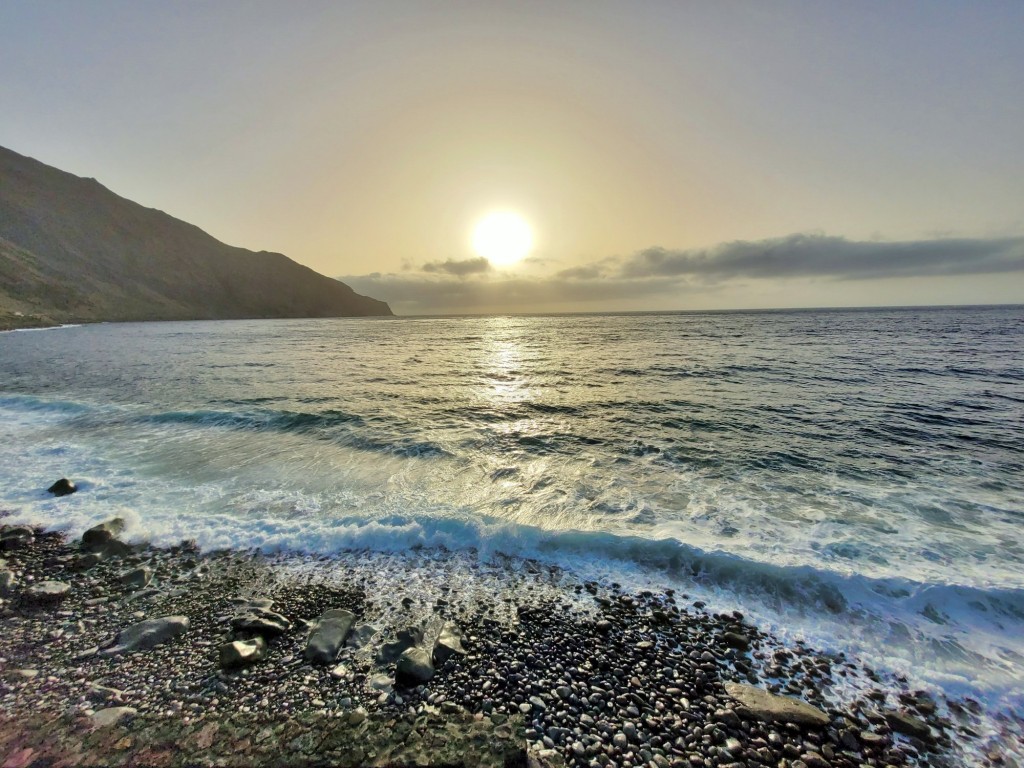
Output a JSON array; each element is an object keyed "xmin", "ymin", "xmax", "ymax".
[
  {"xmin": 119, "ymin": 566, "xmax": 153, "ymax": 590},
  {"xmin": 724, "ymin": 682, "xmax": 829, "ymax": 727},
  {"xmin": 0, "ymin": 570, "xmax": 15, "ymax": 594},
  {"xmin": 219, "ymin": 636, "xmax": 267, "ymax": 668},
  {"xmin": 396, "ymin": 646, "xmax": 434, "ymax": 684},
  {"xmin": 25, "ymin": 580, "xmax": 71, "ymax": 603},
  {"xmin": 432, "ymin": 621, "xmax": 467, "ymax": 666},
  {"xmin": 90, "ymin": 707, "xmax": 137, "ymax": 728},
  {"xmin": 305, "ymin": 608, "xmax": 356, "ymax": 664},
  {"xmin": 722, "ymin": 631, "xmax": 750, "ymax": 651},
  {"xmin": 82, "ymin": 518, "xmax": 126, "ymax": 550},
  {"xmin": 101, "ymin": 615, "xmax": 190, "ymax": 655},
  {"xmin": 377, "ymin": 625, "xmax": 425, "ymax": 664},
  {"xmin": 47, "ymin": 478, "xmax": 77, "ymax": 496},
  {"xmin": 230, "ymin": 602, "xmax": 292, "ymax": 637},
  {"xmin": 0, "ymin": 526, "xmax": 34, "ymax": 550},
  {"xmin": 886, "ymin": 711, "xmax": 933, "ymax": 741}
]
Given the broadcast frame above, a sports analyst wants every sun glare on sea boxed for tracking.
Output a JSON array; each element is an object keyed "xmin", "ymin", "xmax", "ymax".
[{"xmin": 472, "ymin": 211, "xmax": 534, "ymax": 266}]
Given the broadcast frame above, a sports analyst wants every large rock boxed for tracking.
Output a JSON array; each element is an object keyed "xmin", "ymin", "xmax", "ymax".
[
  {"xmin": 396, "ymin": 646, "xmax": 434, "ymax": 684},
  {"xmin": 230, "ymin": 601, "xmax": 292, "ymax": 637},
  {"xmin": 25, "ymin": 580, "xmax": 71, "ymax": 603},
  {"xmin": 305, "ymin": 609, "xmax": 356, "ymax": 664},
  {"xmin": 0, "ymin": 526, "xmax": 34, "ymax": 550},
  {"xmin": 219, "ymin": 636, "xmax": 267, "ymax": 669},
  {"xmin": 47, "ymin": 478, "xmax": 77, "ymax": 496},
  {"xmin": 0, "ymin": 570, "xmax": 15, "ymax": 594},
  {"xmin": 377, "ymin": 626, "xmax": 425, "ymax": 664},
  {"xmin": 432, "ymin": 621, "xmax": 467, "ymax": 666},
  {"xmin": 101, "ymin": 615, "xmax": 190, "ymax": 655},
  {"xmin": 82, "ymin": 518, "xmax": 126, "ymax": 550},
  {"xmin": 724, "ymin": 682, "xmax": 829, "ymax": 727},
  {"xmin": 886, "ymin": 711, "xmax": 934, "ymax": 741}
]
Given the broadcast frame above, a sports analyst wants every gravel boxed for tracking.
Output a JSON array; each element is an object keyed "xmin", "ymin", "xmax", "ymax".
[{"xmin": 0, "ymin": 521, "xmax": 1011, "ymax": 768}]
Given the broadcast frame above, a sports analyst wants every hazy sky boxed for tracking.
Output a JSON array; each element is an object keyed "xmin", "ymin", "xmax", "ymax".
[{"xmin": 2, "ymin": 1, "xmax": 1023, "ymax": 314}]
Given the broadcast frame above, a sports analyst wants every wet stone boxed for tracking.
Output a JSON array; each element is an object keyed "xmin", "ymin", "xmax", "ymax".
[
  {"xmin": 101, "ymin": 615, "xmax": 190, "ymax": 655},
  {"xmin": 220, "ymin": 636, "xmax": 268, "ymax": 668},
  {"xmin": 305, "ymin": 608, "xmax": 356, "ymax": 664}
]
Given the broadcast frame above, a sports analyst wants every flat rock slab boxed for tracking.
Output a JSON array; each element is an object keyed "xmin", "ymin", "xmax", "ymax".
[
  {"xmin": 231, "ymin": 603, "xmax": 291, "ymax": 637},
  {"xmin": 26, "ymin": 580, "xmax": 71, "ymax": 602},
  {"xmin": 347, "ymin": 622, "xmax": 378, "ymax": 649},
  {"xmin": 119, "ymin": 566, "xmax": 154, "ymax": 590},
  {"xmin": 724, "ymin": 682, "xmax": 829, "ymax": 727},
  {"xmin": 101, "ymin": 615, "xmax": 190, "ymax": 655},
  {"xmin": 305, "ymin": 609, "xmax": 356, "ymax": 664},
  {"xmin": 91, "ymin": 707, "xmax": 137, "ymax": 728},
  {"xmin": 432, "ymin": 621, "xmax": 467, "ymax": 666}
]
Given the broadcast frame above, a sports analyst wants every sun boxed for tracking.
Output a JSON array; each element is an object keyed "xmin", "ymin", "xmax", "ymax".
[{"xmin": 472, "ymin": 211, "xmax": 534, "ymax": 266}]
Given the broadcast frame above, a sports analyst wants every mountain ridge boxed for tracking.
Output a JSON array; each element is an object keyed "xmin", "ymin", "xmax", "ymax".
[{"xmin": 0, "ymin": 145, "xmax": 392, "ymax": 329}]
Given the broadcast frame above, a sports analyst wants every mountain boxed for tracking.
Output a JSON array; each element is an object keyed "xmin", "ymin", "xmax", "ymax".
[{"xmin": 0, "ymin": 145, "xmax": 391, "ymax": 329}]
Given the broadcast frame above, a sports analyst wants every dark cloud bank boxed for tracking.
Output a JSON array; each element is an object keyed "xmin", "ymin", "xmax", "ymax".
[{"xmin": 342, "ymin": 233, "xmax": 1024, "ymax": 314}]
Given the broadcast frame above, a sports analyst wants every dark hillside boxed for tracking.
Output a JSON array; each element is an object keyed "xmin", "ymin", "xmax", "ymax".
[{"xmin": 0, "ymin": 146, "xmax": 391, "ymax": 328}]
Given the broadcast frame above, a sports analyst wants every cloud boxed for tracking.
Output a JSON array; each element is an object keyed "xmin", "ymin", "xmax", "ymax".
[
  {"xmin": 340, "ymin": 233, "xmax": 1024, "ymax": 314},
  {"xmin": 421, "ymin": 256, "xmax": 491, "ymax": 276},
  {"xmin": 556, "ymin": 264, "xmax": 606, "ymax": 280},
  {"xmin": 342, "ymin": 272, "xmax": 682, "ymax": 314},
  {"xmin": 620, "ymin": 234, "xmax": 1024, "ymax": 280}
]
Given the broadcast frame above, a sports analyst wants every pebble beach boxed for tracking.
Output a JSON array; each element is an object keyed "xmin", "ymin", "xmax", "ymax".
[{"xmin": 2, "ymin": 517, "xmax": 1015, "ymax": 768}]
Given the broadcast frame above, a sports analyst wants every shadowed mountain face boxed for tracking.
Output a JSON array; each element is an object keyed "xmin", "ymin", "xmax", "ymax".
[{"xmin": 0, "ymin": 145, "xmax": 392, "ymax": 328}]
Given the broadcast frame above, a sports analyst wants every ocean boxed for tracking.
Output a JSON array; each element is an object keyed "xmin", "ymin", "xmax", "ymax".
[{"xmin": 1, "ymin": 306, "xmax": 1022, "ymax": 741}]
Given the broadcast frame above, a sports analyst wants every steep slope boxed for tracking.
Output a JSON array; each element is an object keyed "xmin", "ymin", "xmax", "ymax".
[{"xmin": 0, "ymin": 145, "xmax": 391, "ymax": 327}]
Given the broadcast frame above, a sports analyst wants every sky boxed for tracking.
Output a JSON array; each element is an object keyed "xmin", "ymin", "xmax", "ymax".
[{"xmin": 2, "ymin": 1, "xmax": 1023, "ymax": 315}]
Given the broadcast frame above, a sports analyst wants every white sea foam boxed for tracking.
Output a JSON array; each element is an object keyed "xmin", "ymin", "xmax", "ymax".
[{"xmin": 2, "ymin": 323, "xmax": 83, "ymax": 333}]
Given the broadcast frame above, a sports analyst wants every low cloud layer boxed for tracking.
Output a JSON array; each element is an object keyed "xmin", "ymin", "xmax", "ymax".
[
  {"xmin": 421, "ymin": 256, "xmax": 490, "ymax": 276},
  {"xmin": 342, "ymin": 233, "xmax": 1024, "ymax": 314},
  {"xmin": 618, "ymin": 234, "xmax": 1024, "ymax": 280}
]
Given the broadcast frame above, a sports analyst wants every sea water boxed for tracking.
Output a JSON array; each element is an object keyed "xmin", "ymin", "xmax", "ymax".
[{"xmin": 1, "ymin": 307, "xmax": 1022, "ymax": 739}]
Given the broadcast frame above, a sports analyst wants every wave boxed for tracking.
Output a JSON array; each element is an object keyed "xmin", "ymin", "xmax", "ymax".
[
  {"xmin": 0, "ymin": 396, "xmax": 451, "ymax": 460},
  {"xmin": 0, "ymin": 394, "xmax": 93, "ymax": 415},
  {"xmin": 17, "ymin": 501, "xmax": 1021, "ymax": 698},
  {"xmin": 143, "ymin": 407, "xmax": 366, "ymax": 431}
]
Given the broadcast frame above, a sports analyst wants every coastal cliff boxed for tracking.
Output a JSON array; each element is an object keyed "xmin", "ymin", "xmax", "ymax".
[{"xmin": 0, "ymin": 146, "xmax": 391, "ymax": 329}]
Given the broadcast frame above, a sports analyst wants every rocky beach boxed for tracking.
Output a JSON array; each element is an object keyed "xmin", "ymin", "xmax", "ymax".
[{"xmin": 1, "ymin": 515, "xmax": 1015, "ymax": 768}]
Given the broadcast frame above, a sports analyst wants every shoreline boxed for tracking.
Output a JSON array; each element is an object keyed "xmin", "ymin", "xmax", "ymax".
[
  {"xmin": 0, "ymin": 312, "xmax": 66, "ymax": 333},
  {"xmin": 1, "ymin": 521, "xmax": 1010, "ymax": 767}
]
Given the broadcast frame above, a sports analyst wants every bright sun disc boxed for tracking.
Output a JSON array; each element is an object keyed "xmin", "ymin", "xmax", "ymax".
[{"xmin": 472, "ymin": 211, "xmax": 534, "ymax": 266}]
